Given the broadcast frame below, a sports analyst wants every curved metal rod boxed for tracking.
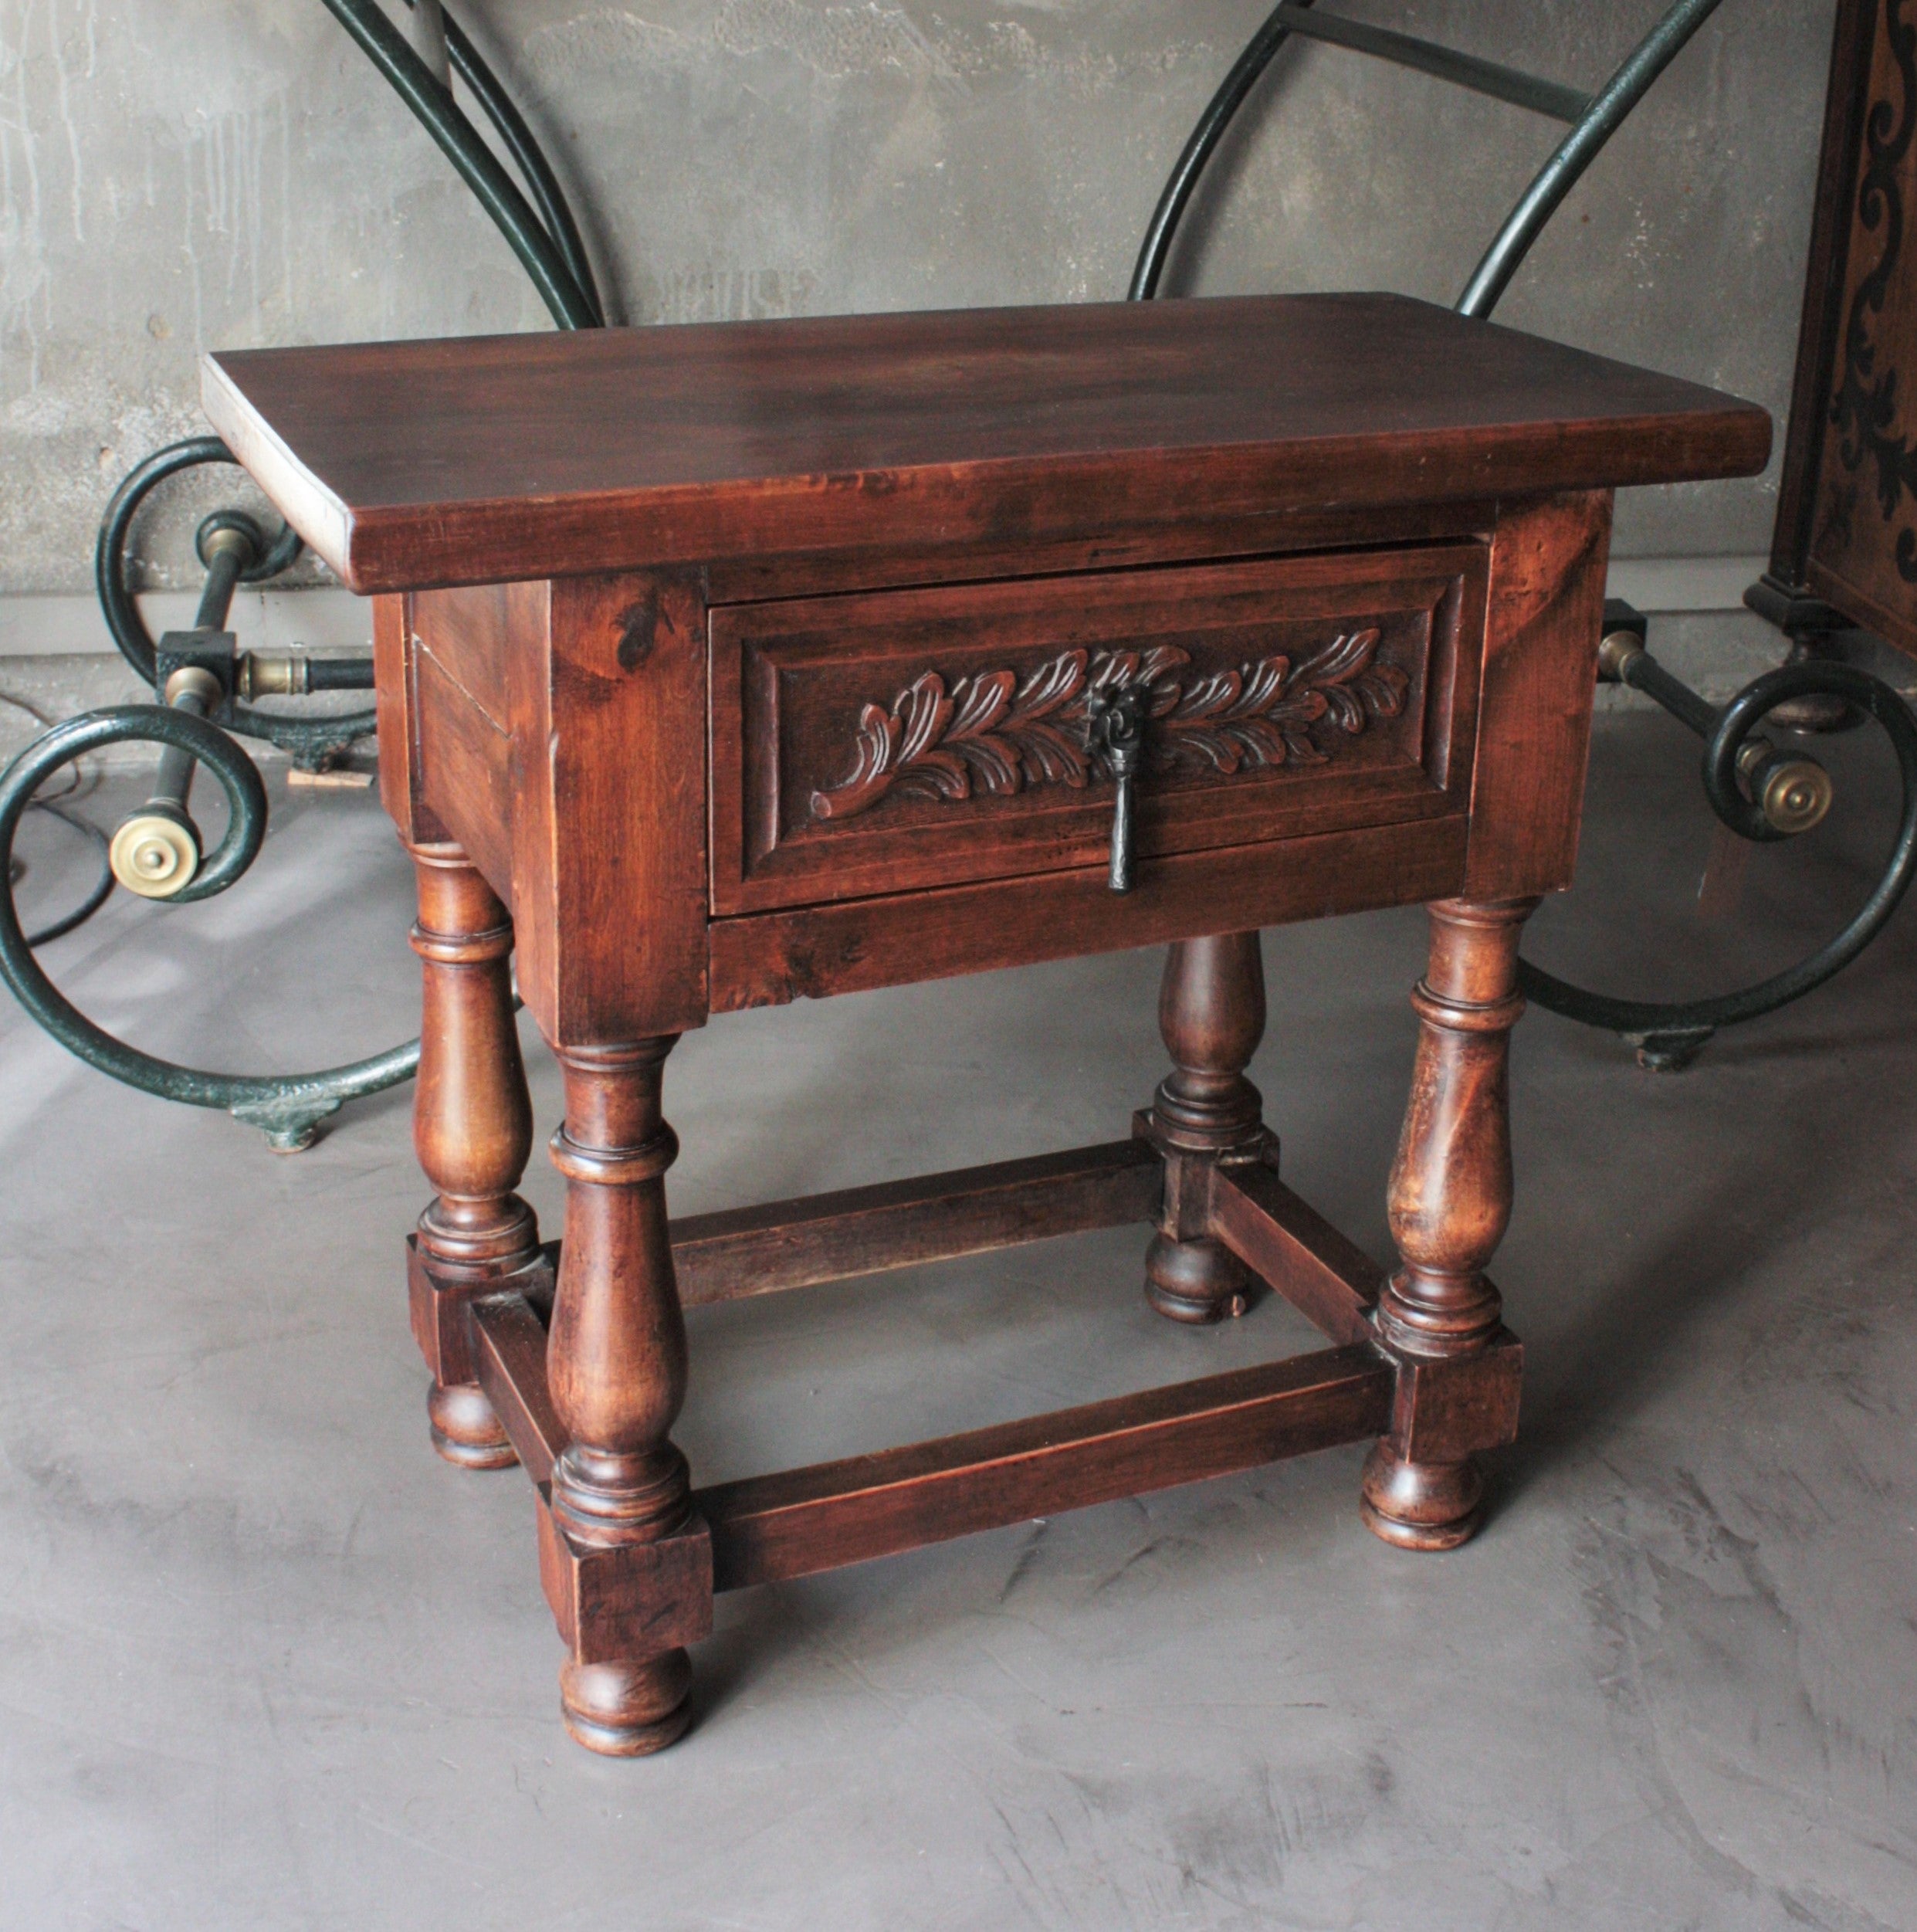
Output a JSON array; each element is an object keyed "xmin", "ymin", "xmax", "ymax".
[
  {"xmin": 34, "ymin": 0, "xmax": 590, "ymax": 1140},
  {"xmin": 1133, "ymin": 0, "xmax": 1728, "ymax": 318},
  {"xmin": 1520, "ymin": 662, "xmax": 1917, "ymax": 1038},
  {"xmin": 0, "ymin": 707, "xmax": 420, "ymax": 1150},
  {"xmin": 20, "ymin": 802, "xmax": 113, "ymax": 947},
  {"xmin": 320, "ymin": 0, "xmax": 597, "ymax": 330},
  {"xmin": 97, "ymin": 436, "xmax": 299, "ymax": 685},
  {"xmin": 1130, "ymin": 1, "xmax": 1309, "ymax": 301},
  {"xmin": 1455, "ymin": 0, "xmax": 1729, "ymax": 318},
  {"xmin": 405, "ymin": 0, "xmax": 605, "ymax": 325},
  {"xmin": 94, "ymin": 436, "xmax": 377, "ymax": 762}
]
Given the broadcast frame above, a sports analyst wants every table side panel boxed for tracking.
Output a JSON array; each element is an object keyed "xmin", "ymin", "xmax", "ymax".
[
  {"xmin": 412, "ymin": 645, "xmax": 513, "ymax": 897},
  {"xmin": 1463, "ymin": 490, "xmax": 1614, "ymax": 900},
  {"xmin": 506, "ymin": 571, "xmax": 711, "ymax": 1047},
  {"xmin": 371, "ymin": 591, "xmax": 445, "ymax": 847},
  {"xmin": 399, "ymin": 585, "xmax": 531, "ymax": 893},
  {"xmin": 415, "ymin": 582, "xmax": 513, "ymax": 730}
]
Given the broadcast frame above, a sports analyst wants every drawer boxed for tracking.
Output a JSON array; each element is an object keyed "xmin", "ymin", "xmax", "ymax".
[{"xmin": 709, "ymin": 544, "xmax": 1486, "ymax": 915}]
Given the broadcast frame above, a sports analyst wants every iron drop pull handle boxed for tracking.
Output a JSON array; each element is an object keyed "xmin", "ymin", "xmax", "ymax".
[{"xmin": 1087, "ymin": 686, "xmax": 1148, "ymax": 894}]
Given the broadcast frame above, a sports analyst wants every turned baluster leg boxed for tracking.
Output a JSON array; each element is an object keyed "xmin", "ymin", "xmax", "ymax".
[
  {"xmin": 546, "ymin": 1039, "xmax": 698, "ymax": 1756},
  {"xmin": 1361, "ymin": 897, "xmax": 1537, "ymax": 1551},
  {"xmin": 407, "ymin": 841, "xmax": 543, "ymax": 1469},
  {"xmin": 1143, "ymin": 931, "xmax": 1271, "ymax": 1324}
]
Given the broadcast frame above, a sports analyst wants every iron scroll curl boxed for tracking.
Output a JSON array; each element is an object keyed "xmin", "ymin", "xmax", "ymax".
[
  {"xmin": 0, "ymin": 708, "xmax": 420, "ymax": 1150},
  {"xmin": 93, "ymin": 436, "xmax": 383, "ymax": 767},
  {"xmin": 0, "ymin": 0, "xmax": 601, "ymax": 1147},
  {"xmin": 1519, "ymin": 661, "xmax": 1917, "ymax": 1051}
]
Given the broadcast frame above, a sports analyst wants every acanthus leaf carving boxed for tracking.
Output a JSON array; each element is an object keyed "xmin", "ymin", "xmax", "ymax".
[{"xmin": 809, "ymin": 628, "xmax": 1404, "ymax": 822}]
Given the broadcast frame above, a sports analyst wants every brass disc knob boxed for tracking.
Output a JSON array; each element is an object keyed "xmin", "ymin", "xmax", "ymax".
[
  {"xmin": 1759, "ymin": 758, "xmax": 1834, "ymax": 836},
  {"xmin": 1595, "ymin": 631, "xmax": 1645, "ymax": 683},
  {"xmin": 109, "ymin": 812, "xmax": 201, "ymax": 898}
]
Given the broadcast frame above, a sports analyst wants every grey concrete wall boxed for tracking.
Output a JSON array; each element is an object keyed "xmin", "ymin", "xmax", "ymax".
[{"xmin": 0, "ymin": 0, "xmax": 1835, "ymax": 600}]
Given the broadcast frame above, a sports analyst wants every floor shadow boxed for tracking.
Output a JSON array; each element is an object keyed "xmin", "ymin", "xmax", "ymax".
[{"xmin": 1491, "ymin": 1023, "xmax": 1895, "ymax": 1510}]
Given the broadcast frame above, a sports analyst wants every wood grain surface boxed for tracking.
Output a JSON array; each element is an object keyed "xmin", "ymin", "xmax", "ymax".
[{"xmin": 203, "ymin": 293, "xmax": 1770, "ymax": 591}]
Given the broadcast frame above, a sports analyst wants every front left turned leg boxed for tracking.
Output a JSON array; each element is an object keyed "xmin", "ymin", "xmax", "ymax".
[
  {"xmin": 544, "ymin": 1039, "xmax": 712, "ymax": 1757},
  {"xmin": 1361, "ymin": 897, "xmax": 1537, "ymax": 1551},
  {"xmin": 407, "ymin": 840, "xmax": 545, "ymax": 1469}
]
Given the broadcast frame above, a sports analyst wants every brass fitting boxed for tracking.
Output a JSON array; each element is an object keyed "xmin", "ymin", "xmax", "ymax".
[
  {"xmin": 109, "ymin": 805, "xmax": 201, "ymax": 899},
  {"xmin": 235, "ymin": 651, "xmax": 310, "ymax": 700},
  {"xmin": 198, "ymin": 522, "xmax": 257, "ymax": 568},
  {"xmin": 1737, "ymin": 740, "xmax": 1833, "ymax": 836},
  {"xmin": 162, "ymin": 664, "xmax": 225, "ymax": 710},
  {"xmin": 1759, "ymin": 758, "xmax": 1834, "ymax": 836},
  {"xmin": 1596, "ymin": 630, "xmax": 1645, "ymax": 683}
]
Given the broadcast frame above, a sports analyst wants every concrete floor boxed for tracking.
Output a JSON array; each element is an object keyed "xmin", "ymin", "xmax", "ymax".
[{"xmin": 1, "ymin": 711, "xmax": 1914, "ymax": 1930}]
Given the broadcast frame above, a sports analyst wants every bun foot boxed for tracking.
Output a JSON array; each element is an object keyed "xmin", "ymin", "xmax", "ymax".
[
  {"xmin": 560, "ymin": 1650, "xmax": 693, "ymax": 1757},
  {"xmin": 1359, "ymin": 1441, "xmax": 1483, "ymax": 1551},
  {"xmin": 1144, "ymin": 1232, "xmax": 1249, "ymax": 1324},
  {"xmin": 427, "ymin": 1381, "xmax": 518, "ymax": 1471}
]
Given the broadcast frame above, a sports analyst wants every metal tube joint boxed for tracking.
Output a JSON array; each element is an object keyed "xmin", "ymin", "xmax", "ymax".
[{"xmin": 1599, "ymin": 626, "xmax": 1832, "ymax": 838}]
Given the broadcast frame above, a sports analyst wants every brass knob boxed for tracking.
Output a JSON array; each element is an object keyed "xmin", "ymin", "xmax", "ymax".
[
  {"xmin": 1596, "ymin": 631, "xmax": 1645, "ymax": 683},
  {"xmin": 109, "ymin": 809, "xmax": 201, "ymax": 898},
  {"xmin": 1758, "ymin": 757, "xmax": 1833, "ymax": 836},
  {"xmin": 163, "ymin": 664, "xmax": 225, "ymax": 709},
  {"xmin": 198, "ymin": 523, "xmax": 256, "ymax": 567}
]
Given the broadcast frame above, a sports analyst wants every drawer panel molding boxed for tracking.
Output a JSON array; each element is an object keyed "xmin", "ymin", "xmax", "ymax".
[{"xmin": 710, "ymin": 544, "xmax": 1488, "ymax": 914}]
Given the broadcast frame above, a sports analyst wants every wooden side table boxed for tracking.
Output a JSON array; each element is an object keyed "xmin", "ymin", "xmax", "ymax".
[{"xmin": 204, "ymin": 293, "xmax": 1769, "ymax": 1755}]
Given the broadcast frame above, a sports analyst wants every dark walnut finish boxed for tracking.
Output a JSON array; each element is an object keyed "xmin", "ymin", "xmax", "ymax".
[
  {"xmin": 543, "ymin": 1038, "xmax": 706, "ymax": 1756},
  {"xmin": 404, "ymin": 840, "xmax": 548, "ymax": 1469},
  {"xmin": 1138, "ymin": 933, "xmax": 1271, "ymax": 1326},
  {"xmin": 205, "ymin": 292, "xmax": 1768, "ymax": 1756},
  {"xmin": 205, "ymin": 292, "xmax": 1765, "ymax": 594},
  {"xmin": 710, "ymin": 547, "xmax": 1478, "ymax": 914},
  {"xmin": 1361, "ymin": 897, "xmax": 1534, "ymax": 1549}
]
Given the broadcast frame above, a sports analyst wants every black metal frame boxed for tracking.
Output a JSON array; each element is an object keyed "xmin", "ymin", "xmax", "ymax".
[
  {"xmin": 0, "ymin": 0, "xmax": 605, "ymax": 1147},
  {"xmin": 1132, "ymin": 0, "xmax": 1917, "ymax": 1069},
  {"xmin": 0, "ymin": 705, "xmax": 418, "ymax": 1148},
  {"xmin": 94, "ymin": 438, "xmax": 375, "ymax": 766},
  {"xmin": 1131, "ymin": 0, "xmax": 1729, "ymax": 313},
  {"xmin": 1522, "ymin": 643, "xmax": 1917, "ymax": 1068}
]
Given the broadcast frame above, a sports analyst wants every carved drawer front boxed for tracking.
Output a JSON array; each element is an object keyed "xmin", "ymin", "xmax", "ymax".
[{"xmin": 709, "ymin": 544, "xmax": 1486, "ymax": 914}]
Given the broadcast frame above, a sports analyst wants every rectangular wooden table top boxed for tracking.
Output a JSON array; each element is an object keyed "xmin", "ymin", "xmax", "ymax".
[{"xmin": 202, "ymin": 292, "xmax": 1770, "ymax": 593}]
